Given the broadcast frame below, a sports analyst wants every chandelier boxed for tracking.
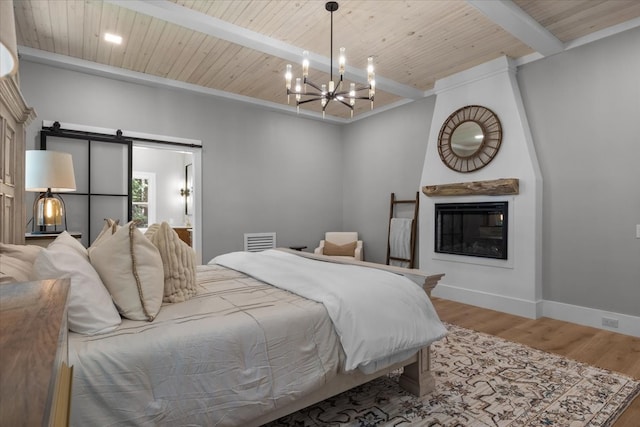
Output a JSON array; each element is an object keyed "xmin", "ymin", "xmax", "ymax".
[{"xmin": 285, "ymin": 1, "xmax": 375, "ymax": 118}]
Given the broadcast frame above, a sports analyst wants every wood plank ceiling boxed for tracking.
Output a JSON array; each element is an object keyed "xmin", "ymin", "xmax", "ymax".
[{"xmin": 12, "ymin": 0, "xmax": 640, "ymax": 122}]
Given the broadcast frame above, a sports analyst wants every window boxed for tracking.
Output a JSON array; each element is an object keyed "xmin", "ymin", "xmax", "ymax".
[{"xmin": 132, "ymin": 172, "xmax": 156, "ymax": 227}]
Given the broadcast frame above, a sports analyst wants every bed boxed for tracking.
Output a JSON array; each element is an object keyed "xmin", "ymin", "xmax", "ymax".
[
  {"xmin": 67, "ymin": 248, "xmax": 446, "ymax": 426},
  {"xmin": 0, "ymin": 105, "xmax": 446, "ymax": 425},
  {"xmin": 2, "ymin": 236, "xmax": 446, "ymax": 426}
]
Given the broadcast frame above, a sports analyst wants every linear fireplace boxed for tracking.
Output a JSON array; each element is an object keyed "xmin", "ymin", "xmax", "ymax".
[{"xmin": 435, "ymin": 202, "xmax": 508, "ymax": 259}]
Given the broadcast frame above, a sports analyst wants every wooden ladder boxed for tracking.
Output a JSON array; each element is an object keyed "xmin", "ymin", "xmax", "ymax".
[{"xmin": 386, "ymin": 192, "xmax": 419, "ymax": 268}]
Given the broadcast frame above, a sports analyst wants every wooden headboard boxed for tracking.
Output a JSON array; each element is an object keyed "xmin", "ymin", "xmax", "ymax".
[{"xmin": 0, "ymin": 75, "xmax": 36, "ymax": 244}]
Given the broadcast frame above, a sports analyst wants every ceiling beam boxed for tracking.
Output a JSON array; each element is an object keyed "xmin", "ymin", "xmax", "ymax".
[
  {"xmin": 105, "ymin": 0, "xmax": 424, "ymax": 100},
  {"xmin": 466, "ymin": 0, "xmax": 564, "ymax": 57}
]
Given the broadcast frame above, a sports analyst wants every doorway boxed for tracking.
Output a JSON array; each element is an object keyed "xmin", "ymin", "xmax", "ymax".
[{"xmin": 37, "ymin": 121, "xmax": 203, "ymax": 263}]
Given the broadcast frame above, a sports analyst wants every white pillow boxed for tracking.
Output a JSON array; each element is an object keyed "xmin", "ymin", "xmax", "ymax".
[
  {"xmin": 145, "ymin": 222, "xmax": 197, "ymax": 303},
  {"xmin": 33, "ymin": 236, "xmax": 121, "ymax": 335},
  {"xmin": 89, "ymin": 221, "xmax": 164, "ymax": 321},
  {"xmin": 51, "ymin": 230, "xmax": 89, "ymax": 259}
]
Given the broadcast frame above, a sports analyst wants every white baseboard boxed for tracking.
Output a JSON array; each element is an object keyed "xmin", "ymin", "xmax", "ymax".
[
  {"xmin": 543, "ymin": 300, "xmax": 640, "ymax": 338},
  {"xmin": 432, "ymin": 284, "xmax": 543, "ymax": 319},
  {"xmin": 432, "ymin": 284, "xmax": 640, "ymax": 337}
]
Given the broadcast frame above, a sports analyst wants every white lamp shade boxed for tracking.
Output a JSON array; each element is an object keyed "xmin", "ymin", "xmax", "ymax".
[
  {"xmin": 0, "ymin": 0, "xmax": 18, "ymax": 78},
  {"xmin": 25, "ymin": 150, "xmax": 77, "ymax": 192}
]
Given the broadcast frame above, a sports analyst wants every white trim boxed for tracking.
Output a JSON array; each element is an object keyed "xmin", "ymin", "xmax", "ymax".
[
  {"xmin": 514, "ymin": 16, "xmax": 640, "ymax": 67},
  {"xmin": 191, "ymin": 149, "xmax": 203, "ymax": 265},
  {"xmin": 433, "ymin": 285, "xmax": 640, "ymax": 337},
  {"xmin": 543, "ymin": 300, "xmax": 640, "ymax": 338},
  {"xmin": 22, "ymin": 48, "xmax": 348, "ymax": 125},
  {"xmin": 434, "ymin": 56, "xmax": 516, "ymax": 94},
  {"xmin": 564, "ymin": 16, "xmax": 640, "ymax": 50},
  {"xmin": 432, "ymin": 283, "xmax": 543, "ymax": 319}
]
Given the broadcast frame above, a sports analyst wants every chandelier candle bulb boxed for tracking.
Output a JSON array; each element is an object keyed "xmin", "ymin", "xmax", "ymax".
[
  {"xmin": 285, "ymin": 64, "xmax": 292, "ymax": 103},
  {"xmin": 285, "ymin": 64, "xmax": 292, "ymax": 89},
  {"xmin": 302, "ymin": 51, "xmax": 309, "ymax": 77},
  {"xmin": 367, "ymin": 57, "xmax": 374, "ymax": 81},
  {"xmin": 339, "ymin": 47, "xmax": 346, "ymax": 75}
]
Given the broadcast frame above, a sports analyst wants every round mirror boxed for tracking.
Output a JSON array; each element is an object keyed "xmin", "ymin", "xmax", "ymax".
[
  {"xmin": 437, "ymin": 105, "xmax": 502, "ymax": 173},
  {"xmin": 451, "ymin": 121, "xmax": 483, "ymax": 157}
]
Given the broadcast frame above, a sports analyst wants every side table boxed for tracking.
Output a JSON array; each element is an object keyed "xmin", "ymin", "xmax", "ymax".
[{"xmin": 25, "ymin": 232, "xmax": 82, "ymax": 248}]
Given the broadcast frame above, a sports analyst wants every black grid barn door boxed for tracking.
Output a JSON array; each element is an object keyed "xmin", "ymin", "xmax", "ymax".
[{"xmin": 40, "ymin": 123, "xmax": 132, "ymax": 247}]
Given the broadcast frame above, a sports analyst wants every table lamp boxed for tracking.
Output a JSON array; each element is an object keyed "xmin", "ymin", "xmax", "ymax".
[{"xmin": 25, "ymin": 150, "xmax": 76, "ymax": 234}]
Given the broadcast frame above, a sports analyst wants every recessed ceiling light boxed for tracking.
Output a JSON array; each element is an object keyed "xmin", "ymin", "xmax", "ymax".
[{"xmin": 104, "ymin": 33, "xmax": 122, "ymax": 45}]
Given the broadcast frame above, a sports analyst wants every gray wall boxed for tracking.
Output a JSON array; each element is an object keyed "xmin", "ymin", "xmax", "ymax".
[
  {"xmin": 341, "ymin": 28, "xmax": 640, "ymax": 316},
  {"xmin": 20, "ymin": 25, "xmax": 640, "ymax": 316},
  {"xmin": 517, "ymin": 27, "xmax": 640, "ymax": 316},
  {"xmin": 342, "ymin": 98, "xmax": 436, "ymax": 264},
  {"xmin": 20, "ymin": 61, "xmax": 343, "ymax": 263}
]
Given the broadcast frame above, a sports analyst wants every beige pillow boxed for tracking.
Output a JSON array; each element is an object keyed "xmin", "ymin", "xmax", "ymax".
[
  {"xmin": 0, "ymin": 254, "xmax": 33, "ymax": 284},
  {"xmin": 89, "ymin": 221, "xmax": 164, "ymax": 321},
  {"xmin": 0, "ymin": 242, "xmax": 43, "ymax": 283},
  {"xmin": 0, "ymin": 242, "xmax": 43, "ymax": 264},
  {"xmin": 91, "ymin": 218, "xmax": 120, "ymax": 247},
  {"xmin": 145, "ymin": 222, "xmax": 197, "ymax": 303},
  {"xmin": 323, "ymin": 240, "xmax": 357, "ymax": 256}
]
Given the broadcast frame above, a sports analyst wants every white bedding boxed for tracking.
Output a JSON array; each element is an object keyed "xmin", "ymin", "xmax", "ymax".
[
  {"xmin": 213, "ymin": 249, "xmax": 447, "ymax": 372},
  {"xmin": 69, "ymin": 251, "xmax": 446, "ymax": 426},
  {"xmin": 69, "ymin": 265, "xmax": 343, "ymax": 427}
]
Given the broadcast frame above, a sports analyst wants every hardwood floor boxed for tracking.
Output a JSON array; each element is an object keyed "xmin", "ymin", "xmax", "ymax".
[{"xmin": 430, "ymin": 298, "xmax": 640, "ymax": 427}]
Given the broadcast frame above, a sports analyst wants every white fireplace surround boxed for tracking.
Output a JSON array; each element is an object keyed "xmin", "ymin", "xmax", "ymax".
[
  {"xmin": 420, "ymin": 56, "xmax": 543, "ymax": 319},
  {"xmin": 420, "ymin": 58, "xmax": 639, "ymax": 337}
]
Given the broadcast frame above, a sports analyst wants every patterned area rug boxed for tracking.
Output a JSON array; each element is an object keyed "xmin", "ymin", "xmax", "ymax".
[{"xmin": 266, "ymin": 324, "xmax": 640, "ymax": 426}]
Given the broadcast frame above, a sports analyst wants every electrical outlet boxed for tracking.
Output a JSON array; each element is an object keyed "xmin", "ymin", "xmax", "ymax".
[
  {"xmin": 636, "ymin": 224, "xmax": 640, "ymax": 238},
  {"xmin": 602, "ymin": 317, "xmax": 619, "ymax": 328}
]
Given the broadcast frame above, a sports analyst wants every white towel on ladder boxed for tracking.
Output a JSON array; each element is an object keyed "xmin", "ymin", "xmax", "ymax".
[{"xmin": 389, "ymin": 218, "xmax": 413, "ymax": 267}]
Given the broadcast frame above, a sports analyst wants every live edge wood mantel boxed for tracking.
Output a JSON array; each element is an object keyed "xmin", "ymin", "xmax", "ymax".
[{"xmin": 422, "ymin": 178, "xmax": 519, "ymax": 197}]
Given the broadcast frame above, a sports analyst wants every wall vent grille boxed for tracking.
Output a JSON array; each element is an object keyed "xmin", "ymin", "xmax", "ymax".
[{"xmin": 244, "ymin": 232, "xmax": 277, "ymax": 252}]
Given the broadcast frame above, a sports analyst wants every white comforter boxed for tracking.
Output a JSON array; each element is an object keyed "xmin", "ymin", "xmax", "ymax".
[{"xmin": 213, "ymin": 249, "xmax": 447, "ymax": 372}]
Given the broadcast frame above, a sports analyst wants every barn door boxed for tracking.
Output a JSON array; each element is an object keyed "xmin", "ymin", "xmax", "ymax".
[{"xmin": 40, "ymin": 123, "xmax": 132, "ymax": 247}]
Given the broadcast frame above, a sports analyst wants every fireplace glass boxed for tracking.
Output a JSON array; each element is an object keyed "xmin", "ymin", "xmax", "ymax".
[{"xmin": 435, "ymin": 202, "xmax": 508, "ymax": 259}]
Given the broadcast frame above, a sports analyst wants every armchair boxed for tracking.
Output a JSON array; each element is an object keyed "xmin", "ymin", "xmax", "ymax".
[{"xmin": 314, "ymin": 232, "xmax": 363, "ymax": 261}]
